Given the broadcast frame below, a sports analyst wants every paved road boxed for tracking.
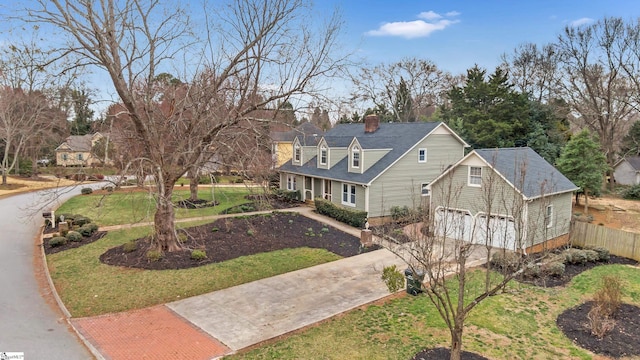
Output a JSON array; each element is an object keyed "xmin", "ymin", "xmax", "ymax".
[{"xmin": 0, "ymin": 186, "xmax": 95, "ymax": 359}]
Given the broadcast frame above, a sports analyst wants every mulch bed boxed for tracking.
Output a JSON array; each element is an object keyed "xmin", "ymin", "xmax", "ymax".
[
  {"xmin": 42, "ymin": 231, "xmax": 108, "ymax": 255},
  {"xmin": 557, "ymin": 301, "xmax": 640, "ymax": 358},
  {"xmin": 411, "ymin": 347, "xmax": 489, "ymax": 360},
  {"xmin": 519, "ymin": 255, "xmax": 638, "ymax": 287},
  {"xmin": 100, "ymin": 212, "xmax": 378, "ymax": 270}
]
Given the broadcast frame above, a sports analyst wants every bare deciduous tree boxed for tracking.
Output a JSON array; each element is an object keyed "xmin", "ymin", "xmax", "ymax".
[
  {"xmin": 382, "ymin": 151, "xmax": 565, "ymax": 360},
  {"xmin": 555, "ymin": 18, "xmax": 638, "ymax": 177},
  {"xmin": 26, "ymin": 0, "xmax": 347, "ymax": 252},
  {"xmin": 350, "ymin": 58, "xmax": 455, "ymax": 122}
]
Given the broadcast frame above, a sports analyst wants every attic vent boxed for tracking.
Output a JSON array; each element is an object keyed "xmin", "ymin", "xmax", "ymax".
[{"xmin": 364, "ymin": 115, "xmax": 379, "ymax": 133}]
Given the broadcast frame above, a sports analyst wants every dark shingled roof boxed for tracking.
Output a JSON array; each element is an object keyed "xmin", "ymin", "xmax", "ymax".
[
  {"xmin": 474, "ymin": 147, "xmax": 578, "ymax": 199},
  {"xmin": 624, "ymin": 156, "xmax": 640, "ymax": 171},
  {"xmin": 270, "ymin": 122, "xmax": 324, "ymax": 145},
  {"xmin": 279, "ymin": 122, "xmax": 445, "ymax": 184}
]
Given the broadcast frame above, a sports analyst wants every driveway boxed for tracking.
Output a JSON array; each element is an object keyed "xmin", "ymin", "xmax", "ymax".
[{"xmin": 0, "ymin": 186, "xmax": 96, "ymax": 359}]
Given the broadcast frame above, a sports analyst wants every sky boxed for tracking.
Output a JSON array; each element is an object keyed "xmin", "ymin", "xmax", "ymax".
[
  {"xmin": 320, "ymin": 0, "xmax": 640, "ymax": 75},
  {"xmin": 1, "ymin": 0, "xmax": 640, "ymax": 116}
]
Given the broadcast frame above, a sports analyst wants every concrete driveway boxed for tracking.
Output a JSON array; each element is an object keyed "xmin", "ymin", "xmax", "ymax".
[{"xmin": 0, "ymin": 186, "xmax": 96, "ymax": 359}]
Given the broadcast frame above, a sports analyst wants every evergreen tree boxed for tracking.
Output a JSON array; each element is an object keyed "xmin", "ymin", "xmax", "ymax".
[
  {"xmin": 69, "ymin": 89, "xmax": 94, "ymax": 135},
  {"xmin": 393, "ymin": 77, "xmax": 415, "ymax": 122},
  {"xmin": 621, "ymin": 121, "xmax": 640, "ymax": 157},
  {"xmin": 556, "ymin": 129, "xmax": 609, "ymax": 214}
]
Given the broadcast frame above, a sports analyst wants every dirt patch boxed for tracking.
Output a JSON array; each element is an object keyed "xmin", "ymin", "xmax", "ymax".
[
  {"xmin": 557, "ymin": 301, "xmax": 640, "ymax": 358},
  {"xmin": 411, "ymin": 347, "xmax": 489, "ymax": 360},
  {"xmin": 0, "ymin": 175, "xmax": 77, "ymax": 197},
  {"xmin": 577, "ymin": 195, "xmax": 640, "ymax": 233},
  {"xmin": 100, "ymin": 212, "xmax": 378, "ymax": 270}
]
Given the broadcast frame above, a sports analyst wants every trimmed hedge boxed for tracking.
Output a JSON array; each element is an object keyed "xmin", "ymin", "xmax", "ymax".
[
  {"xmin": 273, "ymin": 189, "xmax": 301, "ymax": 202},
  {"xmin": 314, "ymin": 197, "xmax": 367, "ymax": 228}
]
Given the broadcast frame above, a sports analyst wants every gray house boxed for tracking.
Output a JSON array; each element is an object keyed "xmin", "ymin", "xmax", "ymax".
[
  {"xmin": 278, "ymin": 115, "xmax": 468, "ymax": 220},
  {"xmin": 613, "ymin": 156, "xmax": 640, "ymax": 186},
  {"xmin": 428, "ymin": 147, "xmax": 578, "ymax": 252}
]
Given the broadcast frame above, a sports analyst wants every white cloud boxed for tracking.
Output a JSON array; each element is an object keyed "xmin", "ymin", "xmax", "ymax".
[
  {"xmin": 418, "ymin": 11, "xmax": 442, "ymax": 20},
  {"xmin": 570, "ymin": 17, "xmax": 595, "ymax": 27},
  {"xmin": 366, "ymin": 11, "xmax": 460, "ymax": 39}
]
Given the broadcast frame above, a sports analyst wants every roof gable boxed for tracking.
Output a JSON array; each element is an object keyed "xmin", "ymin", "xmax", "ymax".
[
  {"xmin": 56, "ymin": 134, "xmax": 93, "ymax": 152},
  {"xmin": 624, "ymin": 156, "xmax": 640, "ymax": 171}
]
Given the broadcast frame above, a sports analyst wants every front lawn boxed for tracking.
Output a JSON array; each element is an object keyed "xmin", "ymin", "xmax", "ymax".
[
  {"xmin": 48, "ymin": 222, "xmax": 343, "ymax": 317},
  {"xmin": 227, "ymin": 265, "xmax": 640, "ymax": 360},
  {"xmin": 54, "ymin": 186, "xmax": 254, "ymax": 226}
]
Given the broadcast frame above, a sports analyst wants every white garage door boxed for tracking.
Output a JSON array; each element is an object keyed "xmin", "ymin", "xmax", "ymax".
[
  {"xmin": 476, "ymin": 214, "xmax": 516, "ymax": 250},
  {"xmin": 434, "ymin": 208, "xmax": 473, "ymax": 242}
]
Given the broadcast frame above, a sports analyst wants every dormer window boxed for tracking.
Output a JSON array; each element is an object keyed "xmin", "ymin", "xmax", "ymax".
[
  {"xmin": 320, "ymin": 145, "xmax": 327, "ymax": 165},
  {"xmin": 294, "ymin": 143, "xmax": 301, "ymax": 163},
  {"xmin": 352, "ymin": 146, "xmax": 360, "ymax": 168}
]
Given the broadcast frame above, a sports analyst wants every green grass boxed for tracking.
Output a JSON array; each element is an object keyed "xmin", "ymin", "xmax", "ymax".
[
  {"xmin": 48, "ymin": 223, "xmax": 341, "ymax": 317},
  {"xmin": 228, "ymin": 265, "xmax": 640, "ymax": 360},
  {"xmin": 55, "ymin": 187, "xmax": 253, "ymax": 226}
]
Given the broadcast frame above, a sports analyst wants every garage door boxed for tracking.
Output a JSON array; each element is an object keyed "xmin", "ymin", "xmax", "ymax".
[
  {"xmin": 476, "ymin": 214, "xmax": 516, "ymax": 250},
  {"xmin": 434, "ymin": 208, "xmax": 473, "ymax": 242}
]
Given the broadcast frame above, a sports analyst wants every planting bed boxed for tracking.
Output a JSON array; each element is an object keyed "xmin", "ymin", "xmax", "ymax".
[{"xmin": 100, "ymin": 211, "xmax": 378, "ymax": 270}]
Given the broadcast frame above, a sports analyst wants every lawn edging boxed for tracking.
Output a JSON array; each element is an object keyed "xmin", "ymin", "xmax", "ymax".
[{"xmin": 36, "ymin": 226, "xmax": 107, "ymax": 360}]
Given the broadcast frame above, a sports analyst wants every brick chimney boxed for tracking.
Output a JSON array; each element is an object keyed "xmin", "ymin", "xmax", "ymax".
[{"xmin": 364, "ymin": 115, "xmax": 380, "ymax": 133}]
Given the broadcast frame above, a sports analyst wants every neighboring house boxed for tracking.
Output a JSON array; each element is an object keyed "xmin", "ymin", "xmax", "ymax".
[
  {"xmin": 56, "ymin": 133, "xmax": 105, "ymax": 167},
  {"xmin": 428, "ymin": 147, "xmax": 578, "ymax": 252},
  {"xmin": 613, "ymin": 156, "xmax": 640, "ymax": 185},
  {"xmin": 278, "ymin": 115, "xmax": 468, "ymax": 220},
  {"xmin": 271, "ymin": 122, "xmax": 324, "ymax": 167}
]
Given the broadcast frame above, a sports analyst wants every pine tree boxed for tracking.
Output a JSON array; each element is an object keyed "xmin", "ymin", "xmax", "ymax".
[{"xmin": 556, "ymin": 129, "xmax": 609, "ymax": 213}]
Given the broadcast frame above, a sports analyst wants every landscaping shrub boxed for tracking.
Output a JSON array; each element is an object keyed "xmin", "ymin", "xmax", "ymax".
[
  {"xmin": 146, "ymin": 250, "xmax": 163, "ymax": 262},
  {"xmin": 73, "ymin": 216, "xmax": 92, "ymax": 227},
  {"xmin": 314, "ymin": 197, "xmax": 367, "ymax": 228},
  {"xmin": 81, "ymin": 187, "xmax": 93, "ymax": 195},
  {"xmin": 49, "ymin": 236, "xmax": 67, "ymax": 247},
  {"xmin": 123, "ymin": 241, "xmax": 137, "ymax": 253},
  {"xmin": 622, "ymin": 184, "xmax": 640, "ymax": 200},
  {"xmin": 191, "ymin": 249, "xmax": 207, "ymax": 260},
  {"xmin": 543, "ymin": 261, "xmax": 565, "ymax": 277},
  {"xmin": 588, "ymin": 246, "xmax": 610, "ymax": 262},
  {"xmin": 84, "ymin": 223, "xmax": 99, "ymax": 233},
  {"xmin": 588, "ymin": 275, "xmax": 622, "ymax": 338},
  {"xmin": 490, "ymin": 251, "xmax": 520, "ymax": 271},
  {"xmin": 523, "ymin": 263, "xmax": 542, "ymax": 278},
  {"xmin": 273, "ymin": 189, "xmax": 301, "ymax": 202},
  {"xmin": 66, "ymin": 231, "xmax": 83, "ymax": 242},
  {"xmin": 381, "ymin": 265, "xmax": 405, "ymax": 293},
  {"xmin": 594, "ymin": 275, "xmax": 622, "ymax": 317},
  {"xmin": 584, "ymin": 249, "xmax": 599, "ymax": 262},
  {"xmin": 102, "ymin": 185, "xmax": 115, "ymax": 192},
  {"xmin": 390, "ymin": 206, "xmax": 410, "ymax": 222},
  {"xmin": 563, "ymin": 248, "xmax": 588, "ymax": 264},
  {"xmin": 77, "ymin": 225, "xmax": 93, "ymax": 237}
]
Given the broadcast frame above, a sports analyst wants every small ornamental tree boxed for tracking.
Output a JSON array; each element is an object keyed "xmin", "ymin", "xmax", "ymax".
[{"xmin": 555, "ymin": 129, "xmax": 608, "ymax": 214}]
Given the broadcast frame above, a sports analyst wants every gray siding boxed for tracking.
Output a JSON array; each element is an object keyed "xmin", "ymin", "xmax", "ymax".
[
  {"xmin": 368, "ymin": 134, "xmax": 465, "ymax": 217},
  {"xmin": 362, "ymin": 149, "xmax": 390, "ymax": 172},
  {"xmin": 326, "ymin": 180, "xmax": 365, "ymax": 212},
  {"xmin": 614, "ymin": 161, "xmax": 639, "ymax": 185},
  {"xmin": 302, "ymin": 146, "xmax": 316, "ymax": 165},
  {"xmin": 526, "ymin": 192, "xmax": 573, "ymax": 246},
  {"xmin": 329, "ymin": 148, "xmax": 347, "ymax": 169}
]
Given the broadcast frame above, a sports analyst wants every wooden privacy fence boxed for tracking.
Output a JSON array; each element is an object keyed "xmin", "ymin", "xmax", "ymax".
[{"xmin": 571, "ymin": 221, "xmax": 640, "ymax": 261}]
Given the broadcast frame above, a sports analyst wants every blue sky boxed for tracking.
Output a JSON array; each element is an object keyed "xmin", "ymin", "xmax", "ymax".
[{"xmin": 322, "ymin": 0, "xmax": 640, "ymax": 74}]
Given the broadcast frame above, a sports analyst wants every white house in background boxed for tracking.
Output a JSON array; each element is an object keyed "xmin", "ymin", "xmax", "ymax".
[
  {"xmin": 428, "ymin": 147, "xmax": 578, "ymax": 253},
  {"xmin": 613, "ymin": 156, "xmax": 640, "ymax": 186}
]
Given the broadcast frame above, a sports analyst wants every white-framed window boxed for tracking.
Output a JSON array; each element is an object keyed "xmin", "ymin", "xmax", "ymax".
[
  {"xmin": 351, "ymin": 146, "xmax": 360, "ymax": 168},
  {"xmin": 418, "ymin": 148, "xmax": 427, "ymax": 163},
  {"xmin": 286, "ymin": 175, "xmax": 297, "ymax": 191},
  {"xmin": 293, "ymin": 143, "xmax": 301, "ymax": 163},
  {"xmin": 421, "ymin": 182, "xmax": 429, "ymax": 196},
  {"xmin": 78, "ymin": 153, "xmax": 83, "ymax": 160},
  {"xmin": 342, "ymin": 183, "xmax": 356, "ymax": 206},
  {"xmin": 62, "ymin": 153, "xmax": 68, "ymax": 161},
  {"xmin": 320, "ymin": 145, "xmax": 327, "ymax": 165},
  {"xmin": 468, "ymin": 166, "xmax": 482, "ymax": 187},
  {"xmin": 545, "ymin": 205, "xmax": 554, "ymax": 228}
]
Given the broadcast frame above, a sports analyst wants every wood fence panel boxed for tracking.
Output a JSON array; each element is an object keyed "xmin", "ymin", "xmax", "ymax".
[{"xmin": 571, "ymin": 222, "xmax": 640, "ymax": 261}]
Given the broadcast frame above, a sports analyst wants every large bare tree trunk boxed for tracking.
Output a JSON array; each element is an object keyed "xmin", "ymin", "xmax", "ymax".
[
  {"xmin": 450, "ymin": 322, "xmax": 464, "ymax": 360},
  {"xmin": 584, "ymin": 189, "xmax": 590, "ymax": 215},
  {"xmin": 188, "ymin": 166, "xmax": 199, "ymax": 201},
  {"xmin": 153, "ymin": 180, "xmax": 181, "ymax": 252}
]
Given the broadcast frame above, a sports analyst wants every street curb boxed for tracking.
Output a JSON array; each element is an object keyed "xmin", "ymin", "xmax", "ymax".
[{"xmin": 38, "ymin": 226, "xmax": 106, "ymax": 360}]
